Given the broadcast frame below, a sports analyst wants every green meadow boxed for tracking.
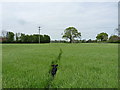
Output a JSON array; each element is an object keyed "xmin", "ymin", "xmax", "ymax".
[{"xmin": 2, "ymin": 43, "xmax": 118, "ymax": 88}]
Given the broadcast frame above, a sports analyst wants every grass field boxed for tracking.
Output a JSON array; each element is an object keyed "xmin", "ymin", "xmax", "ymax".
[
  {"xmin": 2, "ymin": 43, "xmax": 118, "ymax": 88},
  {"xmin": 0, "ymin": 44, "xmax": 2, "ymax": 89}
]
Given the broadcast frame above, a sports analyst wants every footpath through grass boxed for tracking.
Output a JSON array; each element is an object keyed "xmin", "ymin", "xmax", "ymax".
[{"xmin": 2, "ymin": 43, "xmax": 118, "ymax": 88}]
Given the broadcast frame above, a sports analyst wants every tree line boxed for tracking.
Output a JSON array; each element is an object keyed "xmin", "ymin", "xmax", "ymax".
[
  {"xmin": 1, "ymin": 26, "xmax": 120, "ymax": 43},
  {"xmin": 62, "ymin": 27, "xmax": 120, "ymax": 43},
  {"xmin": 1, "ymin": 31, "xmax": 50, "ymax": 43}
]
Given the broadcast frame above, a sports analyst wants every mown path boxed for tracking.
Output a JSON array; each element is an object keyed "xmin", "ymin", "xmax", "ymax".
[{"xmin": 45, "ymin": 48, "xmax": 63, "ymax": 88}]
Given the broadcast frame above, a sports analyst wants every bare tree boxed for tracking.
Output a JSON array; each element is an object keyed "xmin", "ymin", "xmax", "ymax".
[
  {"xmin": 115, "ymin": 27, "xmax": 120, "ymax": 36},
  {"xmin": 2, "ymin": 30, "xmax": 7, "ymax": 38}
]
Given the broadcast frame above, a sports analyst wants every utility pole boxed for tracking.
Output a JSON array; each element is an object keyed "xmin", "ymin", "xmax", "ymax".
[{"xmin": 38, "ymin": 26, "xmax": 41, "ymax": 43}]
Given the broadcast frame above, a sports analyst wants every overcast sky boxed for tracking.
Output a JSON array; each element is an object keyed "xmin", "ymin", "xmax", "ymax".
[{"xmin": 1, "ymin": 2, "xmax": 118, "ymax": 40}]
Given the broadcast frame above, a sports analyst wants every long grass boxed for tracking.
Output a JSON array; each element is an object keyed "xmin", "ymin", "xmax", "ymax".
[
  {"xmin": 0, "ymin": 44, "xmax": 2, "ymax": 89},
  {"xmin": 2, "ymin": 43, "xmax": 118, "ymax": 88}
]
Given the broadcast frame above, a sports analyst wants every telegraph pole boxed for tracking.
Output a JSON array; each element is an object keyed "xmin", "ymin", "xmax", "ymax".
[{"xmin": 38, "ymin": 26, "xmax": 41, "ymax": 43}]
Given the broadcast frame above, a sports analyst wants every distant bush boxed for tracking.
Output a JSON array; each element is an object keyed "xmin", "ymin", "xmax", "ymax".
[
  {"xmin": 2, "ymin": 31, "xmax": 51, "ymax": 43},
  {"xmin": 86, "ymin": 39, "xmax": 97, "ymax": 43},
  {"xmin": 108, "ymin": 35, "xmax": 120, "ymax": 43},
  {"xmin": 51, "ymin": 40, "xmax": 68, "ymax": 43},
  {"xmin": 81, "ymin": 39, "xmax": 86, "ymax": 43}
]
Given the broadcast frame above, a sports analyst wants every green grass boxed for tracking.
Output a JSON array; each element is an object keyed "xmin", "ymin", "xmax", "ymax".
[
  {"xmin": 0, "ymin": 44, "xmax": 2, "ymax": 89},
  {"xmin": 2, "ymin": 43, "xmax": 118, "ymax": 88}
]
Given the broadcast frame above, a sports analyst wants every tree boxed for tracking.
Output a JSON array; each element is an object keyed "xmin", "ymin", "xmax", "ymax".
[
  {"xmin": 32, "ymin": 34, "xmax": 39, "ymax": 43},
  {"xmin": 1, "ymin": 30, "xmax": 7, "ymax": 42},
  {"xmin": 19, "ymin": 33, "xmax": 50, "ymax": 43},
  {"xmin": 16, "ymin": 33, "xmax": 21, "ymax": 42},
  {"xmin": 109, "ymin": 35, "xmax": 120, "ymax": 43},
  {"xmin": 81, "ymin": 39, "xmax": 86, "ymax": 43},
  {"xmin": 2, "ymin": 31, "xmax": 51, "ymax": 43},
  {"xmin": 6, "ymin": 32, "xmax": 14, "ymax": 42},
  {"xmin": 20, "ymin": 33, "xmax": 26, "ymax": 43},
  {"xmin": 62, "ymin": 27, "xmax": 81, "ymax": 43},
  {"xmin": 86, "ymin": 39, "xmax": 92, "ymax": 43},
  {"xmin": 2, "ymin": 30, "xmax": 7, "ymax": 38},
  {"xmin": 44, "ymin": 35, "xmax": 50, "ymax": 43},
  {"xmin": 115, "ymin": 28, "xmax": 120, "ymax": 35},
  {"xmin": 96, "ymin": 32, "xmax": 108, "ymax": 41}
]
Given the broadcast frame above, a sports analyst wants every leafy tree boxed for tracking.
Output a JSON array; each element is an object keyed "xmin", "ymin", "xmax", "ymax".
[
  {"xmin": 86, "ymin": 39, "xmax": 92, "ymax": 43},
  {"xmin": 19, "ymin": 33, "xmax": 50, "ymax": 43},
  {"xmin": 96, "ymin": 32, "xmax": 108, "ymax": 41},
  {"xmin": 16, "ymin": 33, "xmax": 19, "ymax": 42},
  {"xmin": 62, "ymin": 27, "xmax": 81, "ymax": 43},
  {"xmin": 20, "ymin": 33, "xmax": 26, "ymax": 43},
  {"xmin": 40, "ymin": 35, "xmax": 44, "ymax": 43},
  {"xmin": 32, "ymin": 34, "xmax": 39, "ymax": 43},
  {"xmin": 15, "ymin": 33, "xmax": 21, "ymax": 42},
  {"xmin": 109, "ymin": 35, "xmax": 120, "ymax": 43},
  {"xmin": 2, "ymin": 31, "xmax": 50, "ymax": 43},
  {"xmin": 6, "ymin": 32, "xmax": 14, "ymax": 42},
  {"xmin": 81, "ymin": 39, "xmax": 86, "ymax": 43},
  {"xmin": 44, "ymin": 35, "xmax": 50, "ymax": 43}
]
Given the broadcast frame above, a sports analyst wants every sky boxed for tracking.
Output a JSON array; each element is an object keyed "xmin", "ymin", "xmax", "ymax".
[
  {"xmin": 0, "ymin": 0, "xmax": 119, "ymax": 2},
  {"xmin": 0, "ymin": 1, "xmax": 118, "ymax": 40}
]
